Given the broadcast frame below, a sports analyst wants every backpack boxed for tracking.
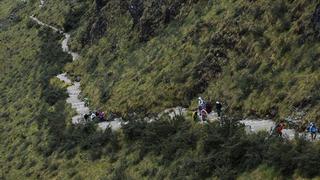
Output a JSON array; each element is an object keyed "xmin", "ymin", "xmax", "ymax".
[
  {"xmin": 90, "ymin": 113, "xmax": 96, "ymax": 120},
  {"xmin": 198, "ymin": 101, "xmax": 206, "ymax": 111},
  {"xmin": 276, "ymin": 124, "xmax": 283, "ymax": 134},
  {"xmin": 205, "ymin": 102, "xmax": 213, "ymax": 114},
  {"xmin": 200, "ymin": 109, "xmax": 208, "ymax": 121},
  {"xmin": 192, "ymin": 111, "xmax": 198, "ymax": 122},
  {"xmin": 310, "ymin": 125, "xmax": 317, "ymax": 133}
]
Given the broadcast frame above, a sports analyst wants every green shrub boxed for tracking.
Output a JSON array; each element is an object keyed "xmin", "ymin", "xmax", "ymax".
[
  {"xmin": 67, "ymin": 169, "xmax": 78, "ymax": 178},
  {"xmin": 48, "ymin": 162, "xmax": 59, "ymax": 172}
]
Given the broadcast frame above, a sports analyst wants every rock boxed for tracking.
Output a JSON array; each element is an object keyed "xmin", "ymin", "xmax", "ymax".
[
  {"xmin": 207, "ymin": 112, "xmax": 219, "ymax": 122},
  {"xmin": 95, "ymin": 0, "xmax": 108, "ymax": 12},
  {"xmin": 139, "ymin": 20, "xmax": 155, "ymax": 42},
  {"xmin": 158, "ymin": 106, "xmax": 188, "ymax": 119},
  {"xmin": 87, "ymin": 16, "xmax": 107, "ymax": 44},
  {"xmin": 282, "ymin": 129, "xmax": 296, "ymax": 140},
  {"xmin": 312, "ymin": 4, "xmax": 320, "ymax": 38},
  {"xmin": 239, "ymin": 119, "xmax": 275, "ymax": 133},
  {"xmin": 163, "ymin": 0, "xmax": 187, "ymax": 24},
  {"xmin": 39, "ymin": 0, "xmax": 45, "ymax": 8},
  {"xmin": 128, "ymin": 0, "xmax": 144, "ymax": 26},
  {"xmin": 80, "ymin": 0, "xmax": 109, "ymax": 45},
  {"xmin": 312, "ymin": 4, "xmax": 320, "ymax": 27},
  {"xmin": 98, "ymin": 118, "xmax": 123, "ymax": 131},
  {"xmin": 129, "ymin": 0, "xmax": 196, "ymax": 41}
]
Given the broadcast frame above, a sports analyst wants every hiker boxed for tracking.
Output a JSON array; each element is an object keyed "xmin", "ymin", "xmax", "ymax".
[
  {"xmin": 75, "ymin": 76, "xmax": 81, "ymax": 82},
  {"xmin": 198, "ymin": 97, "xmax": 208, "ymax": 122},
  {"xmin": 90, "ymin": 111, "xmax": 97, "ymax": 120},
  {"xmin": 200, "ymin": 109, "xmax": 208, "ymax": 122},
  {"xmin": 205, "ymin": 101, "xmax": 213, "ymax": 114},
  {"xmin": 98, "ymin": 111, "xmax": 106, "ymax": 121},
  {"xmin": 198, "ymin": 97, "xmax": 206, "ymax": 110},
  {"xmin": 84, "ymin": 113, "xmax": 89, "ymax": 121},
  {"xmin": 307, "ymin": 122, "xmax": 318, "ymax": 141},
  {"xmin": 275, "ymin": 121, "xmax": 285, "ymax": 137},
  {"xmin": 216, "ymin": 101, "xmax": 222, "ymax": 117}
]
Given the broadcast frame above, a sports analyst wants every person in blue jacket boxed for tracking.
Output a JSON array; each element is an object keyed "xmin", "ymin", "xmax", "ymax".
[{"xmin": 307, "ymin": 122, "xmax": 318, "ymax": 141}]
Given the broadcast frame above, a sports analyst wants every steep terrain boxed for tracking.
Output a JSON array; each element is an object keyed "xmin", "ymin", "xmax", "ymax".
[
  {"xmin": 33, "ymin": 0, "xmax": 320, "ymax": 122},
  {"xmin": 0, "ymin": 1, "xmax": 73, "ymax": 178},
  {"xmin": 1, "ymin": 0, "xmax": 320, "ymax": 179}
]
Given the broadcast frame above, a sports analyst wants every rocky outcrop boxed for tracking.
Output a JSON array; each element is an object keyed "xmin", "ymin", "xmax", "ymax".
[
  {"xmin": 311, "ymin": 4, "xmax": 320, "ymax": 38},
  {"xmin": 0, "ymin": 2, "xmax": 24, "ymax": 30},
  {"xmin": 128, "ymin": 0, "xmax": 144, "ymax": 26},
  {"xmin": 163, "ymin": 0, "xmax": 188, "ymax": 23},
  {"xmin": 312, "ymin": 4, "xmax": 320, "ymax": 28},
  {"xmin": 95, "ymin": 0, "xmax": 108, "ymax": 12},
  {"xmin": 128, "ymin": 0, "xmax": 195, "ymax": 41},
  {"xmin": 81, "ymin": 0, "xmax": 109, "ymax": 45},
  {"xmin": 80, "ymin": 0, "xmax": 196, "ymax": 44},
  {"xmin": 87, "ymin": 16, "xmax": 108, "ymax": 44}
]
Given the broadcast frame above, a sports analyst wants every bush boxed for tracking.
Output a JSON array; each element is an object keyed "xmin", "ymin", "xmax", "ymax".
[
  {"xmin": 294, "ymin": 141, "xmax": 320, "ymax": 178},
  {"xmin": 88, "ymin": 149, "xmax": 102, "ymax": 161},
  {"xmin": 67, "ymin": 169, "xmax": 78, "ymax": 178},
  {"xmin": 48, "ymin": 163, "xmax": 59, "ymax": 172},
  {"xmin": 122, "ymin": 115, "xmax": 320, "ymax": 179}
]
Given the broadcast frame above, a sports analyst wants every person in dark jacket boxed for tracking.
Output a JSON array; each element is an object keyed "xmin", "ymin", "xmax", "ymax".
[{"xmin": 216, "ymin": 101, "xmax": 222, "ymax": 117}]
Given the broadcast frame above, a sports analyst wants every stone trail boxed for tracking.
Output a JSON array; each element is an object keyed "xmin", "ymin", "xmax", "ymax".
[
  {"xmin": 30, "ymin": 9, "xmax": 319, "ymax": 139},
  {"xmin": 31, "ymin": 16, "xmax": 122, "ymax": 130}
]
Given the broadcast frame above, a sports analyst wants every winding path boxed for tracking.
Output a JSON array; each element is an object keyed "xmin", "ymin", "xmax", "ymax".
[
  {"xmin": 29, "ymin": 15, "xmax": 318, "ymax": 140},
  {"xmin": 30, "ymin": 16, "xmax": 123, "ymax": 130}
]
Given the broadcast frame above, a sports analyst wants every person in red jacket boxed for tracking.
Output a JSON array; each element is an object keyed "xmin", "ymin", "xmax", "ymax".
[{"xmin": 275, "ymin": 121, "xmax": 286, "ymax": 137}]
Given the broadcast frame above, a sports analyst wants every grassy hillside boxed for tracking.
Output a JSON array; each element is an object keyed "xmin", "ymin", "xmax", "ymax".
[
  {"xmin": 0, "ymin": 1, "xmax": 73, "ymax": 178},
  {"xmin": 1, "ymin": 0, "xmax": 320, "ymax": 179},
  {"xmin": 33, "ymin": 0, "xmax": 320, "ymax": 122}
]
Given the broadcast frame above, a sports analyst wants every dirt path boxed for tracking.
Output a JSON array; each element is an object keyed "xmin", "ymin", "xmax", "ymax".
[
  {"xmin": 30, "ymin": 16, "xmax": 123, "ymax": 130},
  {"xmin": 29, "ymin": 14, "xmax": 317, "ymax": 139}
]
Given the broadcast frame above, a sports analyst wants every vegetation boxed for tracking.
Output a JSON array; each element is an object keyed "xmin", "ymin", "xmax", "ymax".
[
  {"xmin": 36, "ymin": 0, "xmax": 320, "ymax": 121},
  {"xmin": 1, "ymin": 0, "xmax": 320, "ymax": 179},
  {"xmin": 0, "ymin": 1, "xmax": 73, "ymax": 178}
]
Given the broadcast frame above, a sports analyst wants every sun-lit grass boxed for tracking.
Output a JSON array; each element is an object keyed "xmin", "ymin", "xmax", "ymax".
[
  {"xmin": 2, "ymin": 0, "xmax": 320, "ymax": 179},
  {"xmin": 50, "ymin": 0, "xmax": 319, "ymax": 122},
  {"xmin": 238, "ymin": 165, "xmax": 282, "ymax": 180}
]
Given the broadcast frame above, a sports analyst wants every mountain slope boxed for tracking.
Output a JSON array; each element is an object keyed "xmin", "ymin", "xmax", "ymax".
[
  {"xmin": 34, "ymin": 0, "xmax": 320, "ymax": 121},
  {"xmin": 0, "ymin": 1, "xmax": 72, "ymax": 178},
  {"xmin": 1, "ymin": 0, "xmax": 320, "ymax": 179}
]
